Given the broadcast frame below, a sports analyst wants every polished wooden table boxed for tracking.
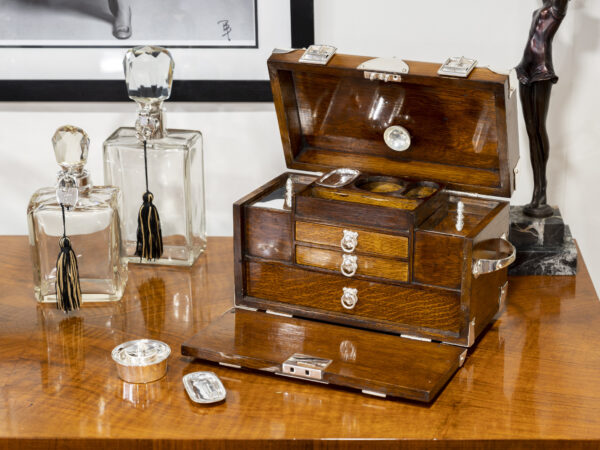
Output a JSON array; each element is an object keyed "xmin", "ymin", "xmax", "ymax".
[{"xmin": 1, "ymin": 236, "xmax": 599, "ymax": 449}]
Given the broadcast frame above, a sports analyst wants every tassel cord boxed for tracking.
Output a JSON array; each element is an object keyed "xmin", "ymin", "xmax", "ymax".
[
  {"xmin": 143, "ymin": 139, "xmax": 150, "ymax": 194},
  {"xmin": 56, "ymin": 202, "xmax": 81, "ymax": 313},
  {"xmin": 61, "ymin": 203, "xmax": 67, "ymax": 238},
  {"xmin": 135, "ymin": 139, "xmax": 164, "ymax": 260}
]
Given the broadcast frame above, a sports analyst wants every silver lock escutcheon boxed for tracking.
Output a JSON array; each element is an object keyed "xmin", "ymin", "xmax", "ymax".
[
  {"xmin": 341, "ymin": 230, "xmax": 358, "ymax": 253},
  {"xmin": 341, "ymin": 288, "xmax": 358, "ymax": 310},
  {"xmin": 340, "ymin": 254, "xmax": 358, "ymax": 277}
]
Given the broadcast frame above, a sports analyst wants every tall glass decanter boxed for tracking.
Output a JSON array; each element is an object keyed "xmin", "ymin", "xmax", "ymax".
[
  {"xmin": 104, "ymin": 46, "xmax": 206, "ymax": 266},
  {"xmin": 28, "ymin": 126, "xmax": 127, "ymax": 306}
]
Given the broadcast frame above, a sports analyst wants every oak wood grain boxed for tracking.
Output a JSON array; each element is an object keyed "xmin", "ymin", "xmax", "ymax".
[
  {"xmin": 1, "ymin": 236, "xmax": 599, "ymax": 449},
  {"xmin": 245, "ymin": 207, "xmax": 292, "ymax": 261},
  {"xmin": 413, "ymin": 232, "xmax": 465, "ymax": 290},
  {"xmin": 295, "ymin": 221, "xmax": 409, "ymax": 258},
  {"xmin": 295, "ymin": 245, "xmax": 408, "ymax": 282},
  {"xmin": 268, "ymin": 50, "xmax": 518, "ymax": 197},
  {"xmin": 295, "ymin": 191, "xmax": 412, "ymax": 232},
  {"xmin": 245, "ymin": 260, "xmax": 462, "ymax": 335},
  {"xmin": 182, "ymin": 308, "xmax": 465, "ymax": 403}
]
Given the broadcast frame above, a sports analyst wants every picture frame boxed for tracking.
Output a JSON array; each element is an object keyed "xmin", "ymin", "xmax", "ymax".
[{"xmin": 0, "ymin": 0, "xmax": 314, "ymax": 102}]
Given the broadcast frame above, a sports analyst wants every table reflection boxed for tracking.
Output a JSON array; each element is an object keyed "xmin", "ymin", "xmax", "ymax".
[{"xmin": 37, "ymin": 302, "xmax": 125, "ymax": 394}]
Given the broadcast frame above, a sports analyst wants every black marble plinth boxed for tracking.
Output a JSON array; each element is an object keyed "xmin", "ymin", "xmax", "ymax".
[
  {"xmin": 509, "ymin": 205, "xmax": 577, "ymax": 276},
  {"xmin": 509, "ymin": 206, "xmax": 565, "ymax": 247}
]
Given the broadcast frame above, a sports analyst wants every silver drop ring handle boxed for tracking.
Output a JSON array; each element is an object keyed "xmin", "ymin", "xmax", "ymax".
[
  {"xmin": 341, "ymin": 254, "xmax": 358, "ymax": 278},
  {"xmin": 341, "ymin": 288, "xmax": 358, "ymax": 310},
  {"xmin": 472, "ymin": 238, "xmax": 516, "ymax": 278},
  {"xmin": 341, "ymin": 230, "xmax": 358, "ymax": 253}
]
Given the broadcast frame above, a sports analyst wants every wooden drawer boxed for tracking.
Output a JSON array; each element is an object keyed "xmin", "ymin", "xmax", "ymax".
[
  {"xmin": 296, "ymin": 245, "xmax": 409, "ymax": 282},
  {"xmin": 245, "ymin": 261, "xmax": 462, "ymax": 334},
  {"xmin": 295, "ymin": 221, "xmax": 408, "ymax": 258}
]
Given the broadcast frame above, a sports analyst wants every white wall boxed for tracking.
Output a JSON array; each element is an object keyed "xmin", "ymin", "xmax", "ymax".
[{"xmin": 1, "ymin": 0, "xmax": 598, "ymax": 290}]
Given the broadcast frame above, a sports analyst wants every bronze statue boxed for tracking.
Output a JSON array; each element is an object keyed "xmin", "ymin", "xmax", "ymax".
[{"xmin": 516, "ymin": 0, "xmax": 569, "ymax": 218}]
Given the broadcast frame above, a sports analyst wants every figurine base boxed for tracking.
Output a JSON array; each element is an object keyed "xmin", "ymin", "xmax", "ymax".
[
  {"xmin": 509, "ymin": 206, "xmax": 577, "ymax": 276},
  {"xmin": 523, "ymin": 203, "xmax": 554, "ymax": 219}
]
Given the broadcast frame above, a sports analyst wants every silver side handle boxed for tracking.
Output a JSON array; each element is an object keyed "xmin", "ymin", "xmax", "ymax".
[{"xmin": 472, "ymin": 238, "xmax": 516, "ymax": 279}]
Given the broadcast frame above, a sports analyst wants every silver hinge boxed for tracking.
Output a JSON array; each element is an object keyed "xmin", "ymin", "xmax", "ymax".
[
  {"xmin": 357, "ymin": 57, "xmax": 409, "ymax": 83},
  {"xmin": 299, "ymin": 45, "xmax": 337, "ymax": 65},
  {"xmin": 401, "ymin": 334, "xmax": 432, "ymax": 343},
  {"xmin": 281, "ymin": 354, "xmax": 332, "ymax": 381},
  {"xmin": 438, "ymin": 56, "xmax": 477, "ymax": 78},
  {"xmin": 235, "ymin": 305, "xmax": 258, "ymax": 312},
  {"xmin": 467, "ymin": 318, "xmax": 476, "ymax": 347},
  {"xmin": 266, "ymin": 309, "xmax": 293, "ymax": 318},
  {"xmin": 219, "ymin": 362, "xmax": 242, "ymax": 369},
  {"xmin": 362, "ymin": 389, "xmax": 387, "ymax": 398}
]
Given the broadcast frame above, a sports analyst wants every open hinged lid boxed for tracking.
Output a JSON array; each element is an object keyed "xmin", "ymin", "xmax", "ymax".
[
  {"xmin": 268, "ymin": 50, "xmax": 519, "ymax": 197},
  {"xmin": 182, "ymin": 309, "xmax": 466, "ymax": 403}
]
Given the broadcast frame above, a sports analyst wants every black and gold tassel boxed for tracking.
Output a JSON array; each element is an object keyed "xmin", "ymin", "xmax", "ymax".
[
  {"xmin": 135, "ymin": 140, "xmax": 163, "ymax": 260},
  {"xmin": 56, "ymin": 205, "xmax": 81, "ymax": 313}
]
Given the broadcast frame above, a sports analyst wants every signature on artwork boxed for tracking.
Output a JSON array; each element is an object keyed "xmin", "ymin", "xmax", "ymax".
[{"xmin": 218, "ymin": 19, "xmax": 232, "ymax": 41}]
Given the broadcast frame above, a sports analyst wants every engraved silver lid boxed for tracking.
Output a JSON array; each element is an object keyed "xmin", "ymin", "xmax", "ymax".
[{"xmin": 112, "ymin": 339, "xmax": 171, "ymax": 383}]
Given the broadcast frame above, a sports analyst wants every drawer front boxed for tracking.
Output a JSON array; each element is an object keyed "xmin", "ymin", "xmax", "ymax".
[
  {"xmin": 295, "ymin": 221, "xmax": 409, "ymax": 258},
  {"xmin": 245, "ymin": 261, "xmax": 462, "ymax": 334},
  {"xmin": 296, "ymin": 245, "xmax": 409, "ymax": 282}
]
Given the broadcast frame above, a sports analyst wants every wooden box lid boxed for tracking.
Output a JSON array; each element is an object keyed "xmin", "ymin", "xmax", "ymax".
[
  {"xmin": 268, "ymin": 50, "xmax": 519, "ymax": 197},
  {"xmin": 182, "ymin": 308, "xmax": 466, "ymax": 403}
]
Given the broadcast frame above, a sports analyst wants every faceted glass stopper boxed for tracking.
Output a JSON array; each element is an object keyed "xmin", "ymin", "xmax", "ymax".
[
  {"xmin": 124, "ymin": 46, "xmax": 174, "ymax": 103},
  {"xmin": 52, "ymin": 125, "xmax": 90, "ymax": 170}
]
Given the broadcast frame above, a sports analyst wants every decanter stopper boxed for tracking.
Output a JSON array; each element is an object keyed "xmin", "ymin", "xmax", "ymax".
[
  {"xmin": 52, "ymin": 125, "xmax": 89, "ymax": 171},
  {"xmin": 124, "ymin": 46, "xmax": 174, "ymax": 141},
  {"xmin": 53, "ymin": 125, "xmax": 89, "ymax": 208}
]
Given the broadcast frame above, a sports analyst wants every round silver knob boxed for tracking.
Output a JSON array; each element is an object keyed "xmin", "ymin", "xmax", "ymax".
[
  {"xmin": 340, "ymin": 254, "xmax": 358, "ymax": 277},
  {"xmin": 340, "ymin": 230, "xmax": 358, "ymax": 253},
  {"xmin": 341, "ymin": 288, "xmax": 358, "ymax": 310},
  {"xmin": 384, "ymin": 125, "xmax": 411, "ymax": 152}
]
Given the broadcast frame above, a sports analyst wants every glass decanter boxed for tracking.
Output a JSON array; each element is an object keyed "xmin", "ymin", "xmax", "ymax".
[
  {"xmin": 104, "ymin": 46, "xmax": 206, "ymax": 266},
  {"xmin": 28, "ymin": 126, "xmax": 127, "ymax": 304}
]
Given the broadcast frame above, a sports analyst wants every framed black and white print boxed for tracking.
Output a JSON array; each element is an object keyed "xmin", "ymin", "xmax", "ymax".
[{"xmin": 0, "ymin": 0, "xmax": 314, "ymax": 101}]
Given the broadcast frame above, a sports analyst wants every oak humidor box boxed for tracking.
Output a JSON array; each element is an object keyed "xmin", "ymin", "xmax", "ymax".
[{"xmin": 182, "ymin": 49, "xmax": 519, "ymax": 402}]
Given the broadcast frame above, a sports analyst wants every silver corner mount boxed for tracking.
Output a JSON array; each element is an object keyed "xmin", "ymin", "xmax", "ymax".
[
  {"xmin": 438, "ymin": 56, "xmax": 477, "ymax": 78},
  {"xmin": 498, "ymin": 281, "xmax": 508, "ymax": 312},
  {"xmin": 467, "ymin": 318, "xmax": 476, "ymax": 347},
  {"xmin": 459, "ymin": 350, "xmax": 468, "ymax": 368},
  {"xmin": 272, "ymin": 48, "xmax": 297, "ymax": 54},
  {"xmin": 299, "ymin": 45, "xmax": 337, "ymax": 65},
  {"xmin": 358, "ymin": 57, "xmax": 409, "ymax": 83}
]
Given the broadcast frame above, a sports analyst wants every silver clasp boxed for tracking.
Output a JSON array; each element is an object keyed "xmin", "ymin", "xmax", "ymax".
[
  {"xmin": 340, "ymin": 254, "xmax": 358, "ymax": 278},
  {"xmin": 341, "ymin": 230, "xmax": 358, "ymax": 253},
  {"xmin": 281, "ymin": 354, "xmax": 332, "ymax": 381},
  {"xmin": 358, "ymin": 57, "xmax": 409, "ymax": 83}
]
